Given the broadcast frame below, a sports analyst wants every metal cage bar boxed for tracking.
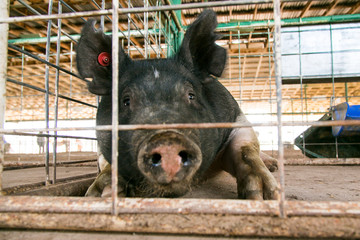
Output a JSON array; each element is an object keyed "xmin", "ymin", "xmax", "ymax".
[{"xmin": 0, "ymin": 0, "xmax": 9, "ymax": 193}]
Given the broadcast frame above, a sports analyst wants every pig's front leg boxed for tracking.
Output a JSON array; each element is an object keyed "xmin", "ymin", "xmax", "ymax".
[
  {"xmin": 85, "ymin": 164, "xmax": 128, "ymax": 197},
  {"xmin": 219, "ymin": 127, "xmax": 279, "ymax": 200}
]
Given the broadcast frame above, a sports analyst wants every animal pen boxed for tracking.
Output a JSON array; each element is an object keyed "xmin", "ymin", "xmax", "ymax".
[{"xmin": 0, "ymin": 0, "xmax": 360, "ymax": 238}]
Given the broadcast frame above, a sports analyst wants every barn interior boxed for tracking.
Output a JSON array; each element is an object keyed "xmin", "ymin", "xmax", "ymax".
[{"xmin": 0, "ymin": 0, "xmax": 360, "ymax": 238}]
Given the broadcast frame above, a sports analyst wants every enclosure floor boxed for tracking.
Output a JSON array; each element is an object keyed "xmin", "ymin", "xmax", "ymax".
[
  {"xmin": 184, "ymin": 165, "xmax": 360, "ymax": 201},
  {"xmin": 2, "ymin": 163, "xmax": 359, "ymax": 201},
  {"xmin": 2, "ymin": 166, "xmax": 98, "ymax": 189}
]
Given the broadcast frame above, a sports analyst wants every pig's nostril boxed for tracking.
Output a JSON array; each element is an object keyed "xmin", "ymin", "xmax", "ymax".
[
  {"xmin": 150, "ymin": 153, "xmax": 162, "ymax": 166},
  {"xmin": 179, "ymin": 151, "xmax": 191, "ymax": 166}
]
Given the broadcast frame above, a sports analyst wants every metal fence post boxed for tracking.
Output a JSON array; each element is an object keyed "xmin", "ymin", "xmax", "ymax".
[
  {"xmin": 273, "ymin": 0, "xmax": 286, "ymax": 218},
  {"xmin": 0, "ymin": 0, "xmax": 9, "ymax": 194}
]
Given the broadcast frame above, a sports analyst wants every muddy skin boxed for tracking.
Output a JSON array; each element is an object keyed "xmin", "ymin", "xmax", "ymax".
[{"xmin": 77, "ymin": 10, "xmax": 278, "ymax": 200}]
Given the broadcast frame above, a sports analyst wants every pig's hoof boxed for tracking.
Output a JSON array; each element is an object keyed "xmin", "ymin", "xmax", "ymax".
[
  {"xmin": 85, "ymin": 164, "xmax": 112, "ymax": 197},
  {"xmin": 264, "ymin": 158, "xmax": 278, "ymax": 172},
  {"xmin": 85, "ymin": 182, "xmax": 103, "ymax": 197},
  {"xmin": 101, "ymin": 184, "xmax": 127, "ymax": 197},
  {"xmin": 239, "ymin": 172, "xmax": 279, "ymax": 200},
  {"xmin": 260, "ymin": 152, "xmax": 278, "ymax": 172}
]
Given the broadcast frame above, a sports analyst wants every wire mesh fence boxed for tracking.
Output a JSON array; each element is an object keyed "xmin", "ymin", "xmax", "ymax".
[{"xmin": 0, "ymin": 0, "xmax": 360, "ymax": 238}]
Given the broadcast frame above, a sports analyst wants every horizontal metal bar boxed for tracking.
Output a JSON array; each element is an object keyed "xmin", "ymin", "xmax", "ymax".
[
  {"xmin": 284, "ymin": 158, "xmax": 360, "ymax": 166},
  {"xmin": 0, "ymin": 120, "xmax": 359, "ymax": 135},
  {"xmin": 282, "ymin": 76, "xmax": 360, "ymax": 84},
  {"xmin": 8, "ymin": 44, "xmax": 87, "ymax": 83},
  {"xmin": 0, "ymin": 196, "xmax": 359, "ymax": 217},
  {"xmin": 6, "ymin": 78, "xmax": 97, "ymax": 109},
  {"xmin": 1, "ymin": 130, "xmax": 96, "ymax": 140},
  {"xmin": 1, "ymin": 174, "xmax": 96, "ymax": 195},
  {"xmin": 0, "ymin": 1, "xmax": 274, "ymax": 23},
  {"xmin": 1, "ymin": 210, "xmax": 359, "ymax": 238},
  {"xmin": 4, "ymin": 159, "xmax": 97, "ymax": 171},
  {"xmin": 8, "ymin": 29, "xmax": 159, "ymax": 44},
  {"xmin": 218, "ymin": 13, "xmax": 360, "ymax": 30}
]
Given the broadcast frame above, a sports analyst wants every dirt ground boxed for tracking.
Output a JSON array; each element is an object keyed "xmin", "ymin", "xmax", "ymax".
[
  {"xmin": 2, "ymin": 152, "xmax": 360, "ymax": 201},
  {"xmin": 184, "ymin": 165, "xmax": 360, "ymax": 201}
]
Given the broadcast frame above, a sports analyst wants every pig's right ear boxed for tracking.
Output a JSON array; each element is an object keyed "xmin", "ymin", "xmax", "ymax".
[
  {"xmin": 76, "ymin": 20, "xmax": 129, "ymax": 95},
  {"xmin": 176, "ymin": 10, "xmax": 226, "ymax": 79}
]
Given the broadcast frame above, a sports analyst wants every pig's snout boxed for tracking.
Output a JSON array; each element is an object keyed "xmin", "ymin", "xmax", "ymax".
[
  {"xmin": 148, "ymin": 145, "xmax": 192, "ymax": 184},
  {"xmin": 137, "ymin": 131, "xmax": 202, "ymax": 186}
]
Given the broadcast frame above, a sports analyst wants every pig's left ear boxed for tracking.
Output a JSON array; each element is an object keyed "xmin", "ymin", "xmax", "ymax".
[
  {"xmin": 177, "ymin": 10, "xmax": 226, "ymax": 78},
  {"xmin": 76, "ymin": 19, "xmax": 129, "ymax": 95}
]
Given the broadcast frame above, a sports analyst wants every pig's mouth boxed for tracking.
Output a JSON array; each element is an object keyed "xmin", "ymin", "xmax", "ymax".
[{"xmin": 137, "ymin": 130, "xmax": 202, "ymax": 197}]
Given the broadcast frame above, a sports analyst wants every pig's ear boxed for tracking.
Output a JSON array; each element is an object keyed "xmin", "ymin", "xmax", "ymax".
[
  {"xmin": 177, "ymin": 10, "xmax": 226, "ymax": 78},
  {"xmin": 76, "ymin": 19, "xmax": 129, "ymax": 95}
]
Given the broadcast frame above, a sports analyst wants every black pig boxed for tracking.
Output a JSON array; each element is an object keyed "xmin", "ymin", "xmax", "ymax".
[{"xmin": 77, "ymin": 10, "xmax": 278, "ymax": 199}]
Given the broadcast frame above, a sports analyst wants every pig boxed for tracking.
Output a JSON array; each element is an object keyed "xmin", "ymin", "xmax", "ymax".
[{"xmin": 76, "ymin": 10, "xmax": 278, "ymax": 199}]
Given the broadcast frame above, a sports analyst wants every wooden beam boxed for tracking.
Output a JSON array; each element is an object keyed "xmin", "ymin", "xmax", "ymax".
[
  {"xmin": 324, "ymin": 0, "xmax": 340, "ymax": 16},
  {"xmin": 251, "ymin": 55, "xmax": 263, "ymax": 98},
  {"xmin": 299, "ymin": 1, "xmax": 313, "ymax": 18},
  {"xmin": 348, "ymin": 1, "xmax": 360, "ymax": 14}
]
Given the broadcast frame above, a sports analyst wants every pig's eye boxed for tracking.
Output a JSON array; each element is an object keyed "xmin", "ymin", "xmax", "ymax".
[
  {"xmin": 188, "ymin": 93, "xmax": 195, "ymax": 101},
  {"xmin": 123, "ymin": 97, "xmax": 130, "ymax": 106}
]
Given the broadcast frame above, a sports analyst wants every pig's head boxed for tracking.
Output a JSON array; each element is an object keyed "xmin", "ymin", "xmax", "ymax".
[{"xmin": 76, "ymin": 10, "xmax": 227, "ymax": 197}]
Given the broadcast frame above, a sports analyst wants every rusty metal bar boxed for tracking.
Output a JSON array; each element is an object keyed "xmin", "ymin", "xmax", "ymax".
[
  {"xmin": 283, "ymin": 157, "xmax": 360, "ymax": 165},
  {"xmin": 4, "ymin": 159, "xmax": 97, "ymax": 171},
  {"xmin": 0, "ymin": 196, "xmax": 359, "ymax": 217},
  {"xmin": 0, "ymin": 211, "xmax": 359, "ymax": 238},
  {"xmin": 0, "ymin": 120, "xmax": 360, "ymax": 135},
  {"xmin": 273, "ymin": 0, "xmax": 286, "ymax": 218},
  {"xmin": 0, "ymin": 0, "xmax": 9, "ymax": 194},
  {"xmin": 1, "ymin": 175, "xmax": 97, "ymax": 196},
  {"xmin": 52, "ymin": 0, "xmax": 63, "ymax": 184},
  {"xmin": 0, "ymin": 131, "xmax": 96, "ymax": 140},
  {"xmin": 111, "ymin": 0, "xmax": 120, "ymax": 216},
  {"xmin": 44, "ymin": 0, "xmax": 54, "ymax": 186},
  {"xmin": 0, "ymin": 0, "xmax": 274, "ymax": 23}
]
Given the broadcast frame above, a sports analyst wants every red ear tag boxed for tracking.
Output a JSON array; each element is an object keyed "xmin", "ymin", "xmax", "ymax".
[{"xmin": 98, "ymin": 52, "xmax": 111, "ymax": 66}]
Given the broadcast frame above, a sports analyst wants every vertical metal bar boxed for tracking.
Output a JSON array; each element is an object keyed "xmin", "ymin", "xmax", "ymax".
[
  {"xmin": 329, "ymin": 24, "xmax": 339, "ymax": 160},
  {"xmin": 144, "ymin": 0, "xmax": 149, "ymax": 59},
  {"xmin": 304, "ymin": 85, "xmax": 308, "ymax": 120},
  {"xmin": 237, "ymin": 30, "xmax": 242, "ymax": 106},
  {"xmin": 297, "ymin": 25, "xmax": 306, "ymax": 160},
  {"xmin": 273, "ymin": 0, "xmax": 286, "ymax": 218},
  {"xmin": 112, "ymin": 0, "xmax": 120, "ymax": 215},
  {"xmin": 345, "ymin": 82, "xmax": 348, "ymax": 103},
  {"xmin": 101, "ymin": 0, "xmax": 106, "ymax": 30},
  {"xmin": 127, "ymin": 0, "xmax": 131, "ymax": 55},
  {"xmin": 158, "ymin": 1, "xmax": 162, "ymax": 58},
  {"xmin": 156, "ymin": 2, "xmax": 161, "ymax": 58},
  {"xmin": 0, "ymin": 0, "xmax": 9, "ymax": 194},
  {"xmin": 52, "ymin": 1, "xmax": 63, "ymax": 184},
  {"xmin": 68, "ymin": 41, "xmax": 74, "ymax": 160},
  {"xmin": 267, "ymin": 28, "xmax": 273, "ymax": 116},
  {"xmin": 69, "ymin": 41, "xmax": 74, "ymax": 121},
  {"xmin": 267, "ymin": 27, "xmax": 275, "ymax": 154},
  {"xmin": 97, "ymin": 0, "xmax": 105, "ymax": 173},
  {"xmin": 20, "ymin": 46, "xmax": 25, "ymax": 121},
  {"xmin": 44, "ymin": 0, "xmax": 54, "ymax": 185}
]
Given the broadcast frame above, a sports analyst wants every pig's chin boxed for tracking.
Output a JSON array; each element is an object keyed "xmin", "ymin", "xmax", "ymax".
[{"xmin": 136, "ymin": 178, "xmax": 192, "ymax": 198}]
